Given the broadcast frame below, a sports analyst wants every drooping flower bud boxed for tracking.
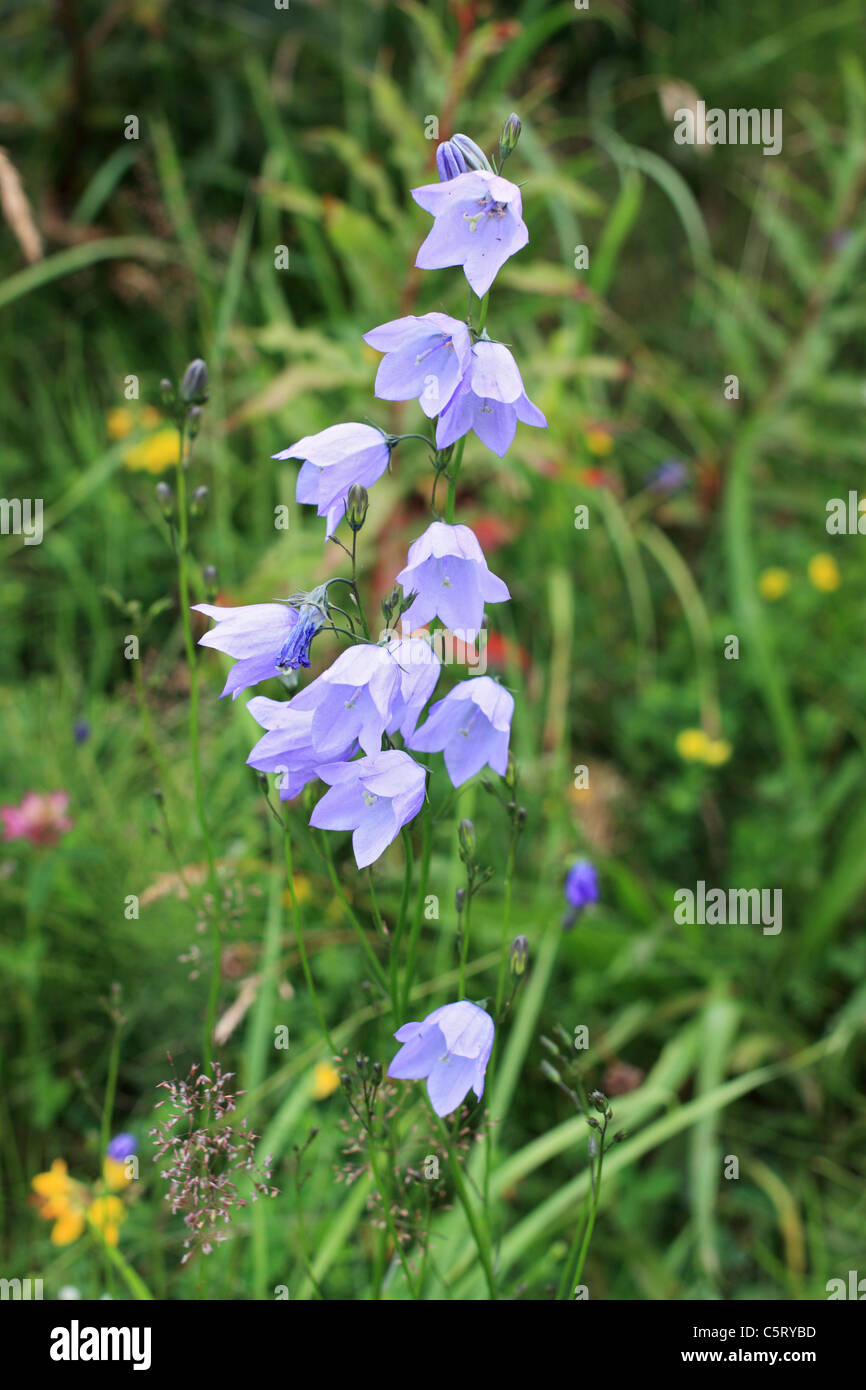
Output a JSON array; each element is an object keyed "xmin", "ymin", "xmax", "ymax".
[
  {"xmin": 186, "ymin": 404, "xmax": 203, "ymax": 439},
  {"xmin": 191, "ymin": 485, "xmax": 209, "ymax": 517},
  {"xmin": 499, "ymin": 112, "xmax": 522, "ymax": 165},
  {"xmin": 450, "ymin": 133, "xmax": 493, "ymax": 173},
  {"xmin": 509, "ymin": 934, "xmax": 529, "ymax": 977},
  {"xmin": 160, "ymin": 378, "xmax": 175, "ymax": 406},
  {"xmin": 155, "ymin": 481, "xmax": 173, "ymax": 518},
  {"xmin": 458, "ymin": 818, "xmax": 475, "ymax": 860},
  {"xmin": 180, "ymin": 358, "xmax": 208, "ymax": 405},
  {"xmin": 436, "ymin": 140, "xmax": 468, "ymax": 182},
  {"xmin": 346, "ymin": 483, "xmax": 368, "ymax": 532}
]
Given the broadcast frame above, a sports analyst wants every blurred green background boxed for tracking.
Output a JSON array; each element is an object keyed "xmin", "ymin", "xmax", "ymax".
[{"xmin": 1, "ymin": 0, "xmax": 865, "ymax": 1299}]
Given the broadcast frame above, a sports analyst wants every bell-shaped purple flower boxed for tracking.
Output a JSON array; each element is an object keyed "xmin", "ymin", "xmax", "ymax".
[
  {"xmin": 395, "ymin": 521, "xmax": 509, "ymax": 643},
  {"xmin": 408, "ymin": 676, "xmax": 514, "ymax": 787},
  {"xmin": 384, "ymin": 635, "xmax": 442, "ymax": 741},
  {"xmin": 362, "ymin": 313, "xmax": 472, "ymax": 420},
  {"xmin": 309, "ymin": 750, "xmax": 426, "ymax": 868},
  {"xmin": 192, "ymin": 602, "xmax": 301, "ymax": 699},
  {"xmin": 289, "ymin": 643, "xmax": 401, "ymax": 761},
  {"xmin": 411, "ymin": 170, "xmax": 529, "ymax": 298},
  {"xmin": 436, "ymin": 140, "xmax": 467, "ymax": 182},
  {"xmin": 436, "ymin": 339, "xmax": 546, "ymax": 457},
  {"xmin": 272, "ymin": 423, "xmax": 392, "ymax": 538},
  {"xmin": 563, "ymin": 859, "xmax": 600, "ymax": 929},
  {"xmin": 245, "ymin": 697, "xmax": 356, "ymax": 801},
  {"xmin": 387, "ymin": 1000, "xmax": 495, "ymax": 1117}
]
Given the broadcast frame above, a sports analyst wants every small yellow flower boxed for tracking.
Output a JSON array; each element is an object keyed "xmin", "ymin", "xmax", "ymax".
[
  {"xmin": 310, "ymin": 1060, "xmax": 341, "ymax": 1100},
  {"xmin": 51, "ymin": 1207, "xmax": 87, "ymax": 1246},
  {"xmin": 758, "ymin": 567, "xmax": 790, "ymax": 601},
  {"xmin": 703, "ymin": 738, "xmax": 732, "ymax": 766},
  {"xmin": 808, "ymin": 553, "xmax": 841, "ymax": 593},
  {"xmin": 103, "ymin": 1157, "xmax": 133, "ymax": 1191},
  {"xmin": 32, "ymin": 1160, "xmax": 87, "ymax": 1245},
  {"xmin": 106, "ymin": 407, "xmax": 135, "ymax": 441},
  {"xmin": 122, "ymin": 428, "xmax": 180, "ymax": 474},
  {"xmin": 583, "ymin": 427, "xmax": 614, "ymax": 458},
  {"xmin": 88, "ymin": 1195, "xmax": 126, "ymax": 1246},
  {"xmin": 676, "ymin": 728, "xmax": 710, "ymax": 761},
  {"xmin": 281, "ymin": 874, "xmax": 312, "ymax": 909}
]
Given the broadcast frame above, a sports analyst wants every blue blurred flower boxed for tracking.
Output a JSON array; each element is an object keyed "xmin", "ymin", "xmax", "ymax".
[
  {"xmin": 563, "ymin": 859, "xmax": 599, "ymax": 929},
  {"xmin": 106, "ymin": 1133, "xmax": 137, "ymax": 1161},
  {"xmin": 649, "ymin": 459, "xmax": 688, "ymax": 494}
]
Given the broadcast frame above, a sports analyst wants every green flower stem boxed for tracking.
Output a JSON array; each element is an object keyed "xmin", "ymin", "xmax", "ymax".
[
  {"xmin": 401, "ymin": 807, "xmax": 432, "ymax": 1017},
  {"xmin": 567, "ymin": 1120, "xmax": 608, "ymax": 1294},
  {"xmin": 388, "ymin": 827, "xmax": 414, "ymax": 1019},
  {"xmin": 365, "ymin": 1129, "xmax": 420, "ymax": 1298},
  {"xmin": 431, "ymin": 1104, "xmax": 497, "ymax": 1300},
  {"xmin": 319, "ymin": 832, "xmax": 390, "ymax": 995},
  {"xmin": 494, "ymin": 829, "xmax": 517, "ymax": 1015},
  {"xmin": 174, "ymin": 423, "xmax": 221, "ymax": 1073},
  {"xmin": 91, "ymin": 1233, "xmax": 154, "ymax": 1301},
  {"xmin": 284, "ymin": 818, "xmax": 337, "ymax": 1054},
  {"xmin": 457, "ymin": 871, "xmax": 472, "ymax": 999}
]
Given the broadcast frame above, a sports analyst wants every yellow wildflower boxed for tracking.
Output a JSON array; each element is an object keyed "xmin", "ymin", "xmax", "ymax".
[
  {"xmin": 583, "ymin": 427, "xmax": 614, "ymax": 457},
  {"xmin": 703, "ymin": 738, "xmax": 732, "ymax": 766},
  {"xmin": 281, "ymin": 874, "xmax": 312, "ymax": 909},
  {"xmin": 310, "ymin": 1060, "xmax": 341, "ymax": 1100},
  {"xmin": 31, "ymin": 1159, "xmax": 87, "ymax": 1246},
  {"xmin": 676, "ymin": 728, "xmax": 710, "ymax": 761},
  {"xmin": 758, "ymin": 567, "xmax": 790, "ymax": 601},
  {"xmin": 106, "ymin": 407, "xmax": 135, "ymax": 441},
  {"xmin": 122, "ymin": 428, "xmax": 180, "ymax": 474},
  {"xmin": 808, "ymin": 553, "xmax": 841, "ymax": 593},
  {"xmin": 88, "ymin": 1195, "xmax": 126, "ymax": 1246},
  {"xmin": 103, "ymin": 1156, "xmax": 134, "ymax": 1191}
]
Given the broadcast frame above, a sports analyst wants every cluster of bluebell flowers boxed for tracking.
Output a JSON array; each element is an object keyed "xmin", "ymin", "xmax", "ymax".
[{"xmin": 195, "ymin": 117, "xmax": 543, "ymax": 1116}]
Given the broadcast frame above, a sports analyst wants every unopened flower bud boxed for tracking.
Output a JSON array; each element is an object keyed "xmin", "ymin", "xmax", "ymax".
[
  {"xmin": 505, "ymin": 751, "xmax": 517, "ymax": 788},
  {"xmin": 203, "ymin": 564, "xmax": 219, "ymax": 599},
  {"xmin": 455, "ymin": 887, "xmax": 466, "ymax": 913},
  {"xmin": 186, "ymin": 404, "xmax": 203, "ymax": 439},
  {"xmin": 499, "ymin": 113, "xmax": 522, "ymax": 164},
  {"xmin": 590, "ymin": 1089, "xmax": 607, "ymax": 1114},
  {"xmin": 451, "ymin": 133, "xmax": 493, "ymax": 173},
  {"xmin": 155, "ymin": 480, "xmax": 173, "ymax": 517},
  {"xmin": 346, "ymin": 483, "xmax": 368, "ymax": 531},
  {"xmin": 436, "ymin": 140, "xmax": 468, "ymax": 182},
  {"xmin": 180, "ymin": 358, "xmax": 208, "ymax": 404},
  {"xmin": 191, "ymin": 485, "xmax": 209, "ymax": 517},
  {"xmin": 509, "ymin": 934, "xmax": 529, "ymax": 976},
  {"xmin": 540, "ymin": 1059, "xmax": 561, "ymax": 1086},
  {"xmin": 160, "ymin": 378, "xmax": 175, "ymax": 406},
  {"xmin": 458, "ymin": 818, "xmax": 475, "ymax": 860}
]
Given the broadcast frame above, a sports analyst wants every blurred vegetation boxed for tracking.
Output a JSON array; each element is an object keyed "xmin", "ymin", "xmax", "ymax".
[{"xmin": 1, "ymin": 0, "xmax": 865, "ymax": 1299}]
